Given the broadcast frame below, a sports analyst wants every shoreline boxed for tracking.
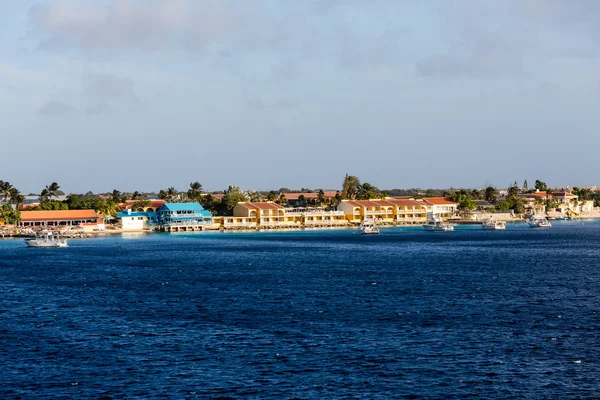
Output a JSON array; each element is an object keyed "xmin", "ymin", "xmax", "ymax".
[{"xmin": 3, "ymin": 213, "xmax": 599, "ymax": 239}]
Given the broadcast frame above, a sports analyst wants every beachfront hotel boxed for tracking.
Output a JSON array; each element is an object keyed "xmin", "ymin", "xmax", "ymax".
[
  {"xmin": 337, "ymin": 199, "xmax": 430, "ymax": 224},
  {"xmin": 222, "ymin": 202, "xmax": 347, "ymax": 229},
  {"xmin": 117, "ymin": 202, "xmax": 213, "ymax": 232}
]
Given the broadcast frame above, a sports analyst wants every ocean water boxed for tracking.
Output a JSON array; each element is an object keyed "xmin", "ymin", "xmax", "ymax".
[{"xmin": 1, "ymin": 221, "xmax": 600, "ymax": 399}]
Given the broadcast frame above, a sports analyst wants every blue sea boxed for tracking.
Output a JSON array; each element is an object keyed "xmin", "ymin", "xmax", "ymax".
[{"xmin": 1, "ymin": 221, "xmax": 600, "ymax": 399}]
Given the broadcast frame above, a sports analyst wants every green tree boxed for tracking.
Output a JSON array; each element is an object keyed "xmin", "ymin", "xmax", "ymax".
[
  {"xmin": 297, "ymin": 194, "xmax": 307, "ymax": 207},
  {"xmin": 187, "ymin": 182, "xmax": 203, "ymax": 202},
  {"xmin": 44, "ymin": 182, "xmax": 62, "ymax": 199},
  {"xmin": 200, "ymin": 194, "xmax": 219, "ymax": 215},
  {"xmin": 523, "ymin": 179, "xmax": 528, "ymax": 191},
  {"xmin": 484, "ymin": 186, "xmax": 498, "ymax": 203},
  {"xmin": 276, "ymin": 193, "xmax": 287, "ymax": 206},
  {"xmin": 221, "ymin": 185, "xmax": 247, "ymax": 215},
  {"xmin": 247, "ymin": 190, "xmax": 262, "ymax": 202},
  {"xmin": 65, "ymin": 194, "xmax": 93, "ymax": 210},
  {"xmin": 457, "ymin": 198, "xmax": 477, "ymax": 211},
  {"xmin": 0, "ymin": 204, "xmax": 21, "ymax": 225},
  {"xmin": 111, "ymin": 189, "xmax": 125, "ymax": 204},
  {"xmin": 317, "ymin": 189, "xmax": 326, "ymax": 206},
  {"xmin": 9, "ymin": 187, "xmax": 25, "ymax": 210},
  {"xmin": 267, "ymin": 190, "xmax": 277, "ymax": 201},
  {"xmin": 534, "ymin": 180, "xmax": 548, "ymax": 192},
  {"xmin": 356, "ymin": 182, "xmax": 380, "ymax": 200},
  {"xmin": 0, "ymin": 181, "xmax": 14, "ymax": 203},
  {"xmin": 158, "ymin": 190, "xmax": 167, "ymax": 201},
  {"xmin": 342, "ymin": 174, "xmax": 360, "ymax": 199}
]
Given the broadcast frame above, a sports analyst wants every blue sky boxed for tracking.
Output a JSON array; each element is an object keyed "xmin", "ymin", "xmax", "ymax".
[{"xmin": 1, "ymin": 0, "xmax": 599, "ymax": 194}]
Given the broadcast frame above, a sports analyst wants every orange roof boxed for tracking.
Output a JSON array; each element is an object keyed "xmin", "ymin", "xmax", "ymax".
[
  {"xmin": 237, "ymin": 202, "xmax": 284, "ymax": 210},
  {"xmin": 421, "ymin": 198, "xmax": 458, "ymax": 205},
  {"xmin": 123, "ymin": 200, "xmax": 165, "ymax": 208},
  {"xmin": 21, "ymin": 210, "xmax": 98, "ymax": 222}
]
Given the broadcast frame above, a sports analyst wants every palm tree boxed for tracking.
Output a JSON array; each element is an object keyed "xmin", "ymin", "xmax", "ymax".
[
  {"xmin": 9, "ymin": 188, "xmax": 24, "ymax": 210},
  {"xmin": 39, "ymin": 188, "xmax": 50, "ymax": 203},
  {"xmin": 0, "ymin": 181, "xmax": 13, "ymax": 203},
  {"xmin": 45, "ymin": 182, "xmax": 61, "ymax": 199},
  {"xmin": 166, "ymin": 187, "xmax": 177, "ymax": 202},
  {"xmin": 317, "ymin": 189, "xmax": 326, "ymax": 206},
  {"xmin": 187, "ymin": 182, "xmax": 203, "ymax": 202},
  {"xmin": 342, "ymin": 174, "xmax": 360, "ymax": 200}
]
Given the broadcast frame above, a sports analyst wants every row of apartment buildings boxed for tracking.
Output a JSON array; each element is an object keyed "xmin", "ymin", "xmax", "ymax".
[
  {"xmin": 7, "ymin": 190, "xmax": 591, "ymax": 232},
  {"xmin": 2, "ymin": 197, "xmax": 459, "ymax": 232},
  {"xmin": 116, "ymin": 197, "xmax": 458, "ymax": 231}
]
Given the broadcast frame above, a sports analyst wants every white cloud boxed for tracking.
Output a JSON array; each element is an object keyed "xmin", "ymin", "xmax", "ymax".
[
  {"xmin": 29, "ymin": 0, "xmax": 243, "ymax": 51},
  {"xmin": 38, "ymin": 100, "xmax": 79, "ymax": 116}
]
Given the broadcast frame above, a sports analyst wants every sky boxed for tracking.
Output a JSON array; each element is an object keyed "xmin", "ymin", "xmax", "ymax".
[{"xmin": 1, "ymin": 0, "xmax": 599, "ymax": 194}]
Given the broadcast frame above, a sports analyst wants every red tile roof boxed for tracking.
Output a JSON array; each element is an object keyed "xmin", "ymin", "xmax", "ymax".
[
  {"xmin": 21, "ymin": 210, "xmax": 98, "ymax": 222},
  {"xmin": 421, "ymin": 198, "xmax": 458, "ymax": 205},
  {"xmin": 237, "ymin": 202, "xmax": 284, "ymax": 210},
  {"xmin": 123, "ymin": 200, "xmax": 165, "ymax": 208}
]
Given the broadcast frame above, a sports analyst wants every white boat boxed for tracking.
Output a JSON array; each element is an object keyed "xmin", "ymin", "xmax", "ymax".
[
  {"xmin": 25, "ymin": 234, "xmax": 68, "ymax": 248},
  {"xmin": 527, "ymin": 215, "xmax": 552, "ymax": 228},
  {"xmin": 359, "ymin": 218, "xmax": 380, "ymax": 234},
  {"xmin": 422, "ymin": 216, "xmax": 454, "ymax": 231},
  {"xmin": 482, "ymin": 218, "xmax": 506, "ymax": 230}
]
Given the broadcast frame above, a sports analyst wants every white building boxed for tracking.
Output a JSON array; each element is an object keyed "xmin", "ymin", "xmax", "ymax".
[{"xmin": 116, "ymin": 210, "xmax": 157, "ymax": 231}]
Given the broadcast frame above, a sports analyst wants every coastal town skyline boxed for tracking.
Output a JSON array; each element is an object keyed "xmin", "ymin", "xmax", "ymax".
[
  {"xmin": 2, "ymin": 1, "xmax": 599, "ymax": 192},
  {"xmin": 2, "ymin": 176, "xmax": 599, "ymax": 197}
]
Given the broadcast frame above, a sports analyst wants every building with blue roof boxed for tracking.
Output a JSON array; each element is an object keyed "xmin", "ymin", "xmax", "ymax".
[
  {"xmin": 155, "ymin": 202, "xmax": 213, "ymax": 231},
  {"xmin": 117, "ymin": 202, "xmax": 213, "ymax": 232}
]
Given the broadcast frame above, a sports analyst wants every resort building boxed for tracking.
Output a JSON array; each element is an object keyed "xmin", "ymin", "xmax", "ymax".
[
  {"xmin": 419, "ymin": 198, "xmax": 458, "ymax": 217},
  {"xmin": 155, "ymin": 203, "xmax": 213, "ymax": 232},
  {"xmin": 116, "ymin": 210, "xmax": 158, "ymax": 231},
  {"xmin": 234, "ymin": 202, "xmax": 287, "ymax": 228},
  {"xmin": 337, "ymin": 199, "xmax": 428, "ymax": 224},
  {"xmin": 19, "ymin": 210, "xmax": 104, "ymax": 230},
  {"xmin": 231, "ymin": 202, "xmax": 346, "ymax": 229},
  {"xmin": 284, "ymin": 207, "xmax": 347, "ymax": 227},
  {"xmin": 116, "ymin": 202, "xmax": 213, "ymax": 232},
  {"xmin": 527, "ymin": 191, "xmax": 594, "ymax": 214}
]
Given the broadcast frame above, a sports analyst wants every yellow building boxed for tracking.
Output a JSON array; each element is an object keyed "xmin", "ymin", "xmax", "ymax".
[
  {"xmin": 233, "ymin": 202, "xmax": 288, "ymax": 228},
  {"xmin": 338, "ymin": 199, "xmax": 428, "ymax": 223},
  {"xmin": 230, "ymin": 202, "xmax": 347, "ymax": 229}
]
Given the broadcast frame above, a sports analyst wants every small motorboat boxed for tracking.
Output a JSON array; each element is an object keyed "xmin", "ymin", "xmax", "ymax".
[
  {"xmin": 482, "ymin": 218, "xmax": 506, "ymax": 230},
  {"xmin": 25, "ymin": 233, "xmax": 68, "ymax": 248},
  {"xmin": 359, "ymin": 218, "xmax": 380, "ymax": 235},
  {"xmin": 423, "ymin": 216, "xmax": 454, "ymax": 231},
  {"xmin": 527, "ymin": 215, "xmax": 552, "ymax": 228}
]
